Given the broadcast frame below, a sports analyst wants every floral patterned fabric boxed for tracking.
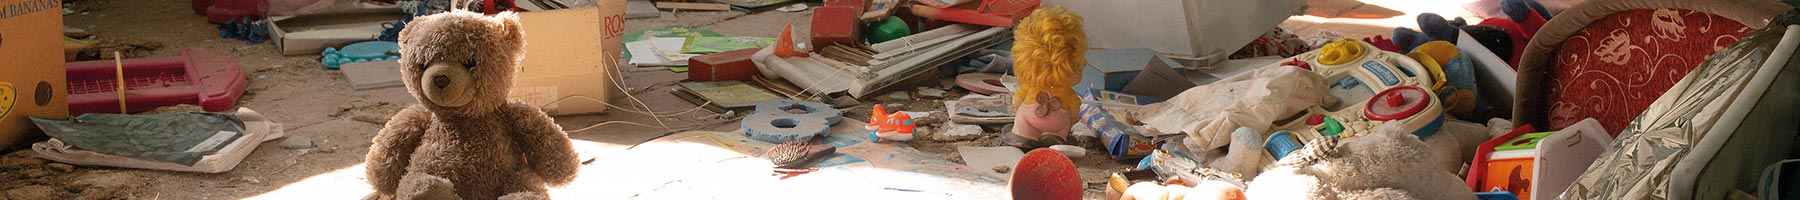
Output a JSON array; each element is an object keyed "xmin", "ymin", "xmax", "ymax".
[{"xmin": 1544, "ymin": 9, "xmax": 1753, "ymax": 134}]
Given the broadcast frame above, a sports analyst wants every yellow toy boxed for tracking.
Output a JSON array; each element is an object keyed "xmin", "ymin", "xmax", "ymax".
[{"xmin": 1008, "ymin": 6, "xmax": 1086, "ymax": 147}]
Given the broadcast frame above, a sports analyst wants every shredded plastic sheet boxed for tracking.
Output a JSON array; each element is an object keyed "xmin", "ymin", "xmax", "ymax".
[
  {"xmin": 1560, "ymin": 21, "xmax": 1793, "ymax": 200},
  {"xmin": 1135, "ymin": 67, "xmax": 1336, "ymax": 152},
  {"xmin": 31, "ymin": 111, "xmax": 247, "ymax": 166}
]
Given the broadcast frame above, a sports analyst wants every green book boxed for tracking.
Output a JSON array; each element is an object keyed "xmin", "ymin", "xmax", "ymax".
[{"xmin": 676, "ymin": 81, "xmax": 783, "ymax": 110}]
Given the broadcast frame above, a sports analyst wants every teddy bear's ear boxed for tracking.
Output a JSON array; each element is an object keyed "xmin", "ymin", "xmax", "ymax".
[{"xmin": 495, "ymin": 12, "xmax": 525, "ymax": 48}]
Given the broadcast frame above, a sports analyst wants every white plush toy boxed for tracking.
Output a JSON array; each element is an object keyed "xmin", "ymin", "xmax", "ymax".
[{"xmin": 1244, "ymin": 123, "xmax": 1476, "ymax": 200}]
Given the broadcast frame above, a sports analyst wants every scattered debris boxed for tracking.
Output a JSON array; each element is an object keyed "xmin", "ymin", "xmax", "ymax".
[
  {"xmin": 1049, "ymin": 145, "xmax": 1086, "ymax": 158},
  {"xmin": 46, "ymin": 163, "xmax": 74, "ymax": 173},
  {"xmin": 315, "ymin": 146, "xmax": 338, "ymax": 153},
  {"xmin": 775, "ymin": 3, "xmax": 808, "ymax": 12},
  {"xmin": 0, "ymin": 154, "xmax": 48, "ymax": 169},
  {"xmin": 280, "ymin": 136, "xmax": 315, "ymax": 149},
  {"xmin": 3, "ymin": 185, "xmax": 66, "ymax": 200},
  {"xmin": 947, "ymin": 94, "xmax": 1013, "ymax": 125},
  {"xmin": 75, "ymin": 36, "xmax": 164, "ymax": 61},
  {"xmin": 956, "ymin": 146, "xmax": 1026, "ymax": 176},
  {"xmin": 884, "ymin": 91, "xmax": 911, "ymax": 100},
  {"xmin": 235, "ymin": 176, "xmax": 266, "ymax": 186},
  {"xmin": 334, "ymin": 101, "xmax": 405, "ymax": 124},
  {"xmin": 918, "ymin": 87, "xmax": 947, "ymax": 98},
  {"xmin": 141, "ymin": 104, "xmax": 207, "ymax": 115},
  {"xmin": 926, "ymin": 124, "xmax": 985, "ymax": 142},
  {"xmin": 993, "ymin": 165, "xmax": 1012, "ymax": 174}
]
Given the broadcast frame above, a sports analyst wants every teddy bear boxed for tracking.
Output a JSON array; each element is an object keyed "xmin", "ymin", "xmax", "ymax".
[
  {"xmin": 363, "ymin": 5, "xmax": 579, "ymax": 200},
  {"xmin": 1243, "ymin": 123, "xmax": 1475, "ymax": 200}
]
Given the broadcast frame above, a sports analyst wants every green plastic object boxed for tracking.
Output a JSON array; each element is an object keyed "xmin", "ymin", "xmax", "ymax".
[
  {"xmin": 1494, "ymin": 132, "xmax": 1555, "ymax": 151},
  {"xmin": 866, "ymin": 16, "xmax": 910, "ymax": 43},
  {"xmin": 1319, "ymin": 116, "xmax": 1344, "ymax": 136}
]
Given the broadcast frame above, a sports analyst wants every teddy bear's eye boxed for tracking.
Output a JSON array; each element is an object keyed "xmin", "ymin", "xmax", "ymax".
[{"xmin": 462, "ymin": 59, "xmax": 477, "ymax": 70}]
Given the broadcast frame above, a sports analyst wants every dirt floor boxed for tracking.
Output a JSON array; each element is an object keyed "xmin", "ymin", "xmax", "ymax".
[{"xmin": 1, "ymin": 0, "xmax": 1462, "ymax": 199}]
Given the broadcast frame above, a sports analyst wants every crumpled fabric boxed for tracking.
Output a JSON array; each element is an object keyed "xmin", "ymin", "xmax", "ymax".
[
  {"xmin": 1135, "ymin": 66, "xmax": 1335, "ymax": 152},
  {"xmin": 31, "ymin": 112, "xmax": 247, "ymax": 166},
  {"xmin": 1560, "ymin": 21, "xmax": 1791, "ymax": 200}
]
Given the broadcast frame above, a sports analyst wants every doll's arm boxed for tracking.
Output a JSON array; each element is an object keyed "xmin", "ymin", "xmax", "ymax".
[
  {"xmin": 505, "ymin": 103, "xmax": 580, "ymax": 186},
  {"xmin": 366, "ymin": 105, "xmax": 433, "ymax": 194}
]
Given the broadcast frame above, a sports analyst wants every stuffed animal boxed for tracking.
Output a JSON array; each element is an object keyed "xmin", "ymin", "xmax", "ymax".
[
  {"xmin": 1009, "ymin": 5, "xmax": 1086, "ymax": 147},
  {"xmin": 1244, "ymin": 123, "xmax": 1475, "ymax": 200},
  {"xmin": 364, "ymin": 5, "xmax": 578, "ymax": 200}
]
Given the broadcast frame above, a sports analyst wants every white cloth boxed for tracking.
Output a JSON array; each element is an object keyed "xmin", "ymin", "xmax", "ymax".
[{"xmin": 1136, "ymin": 67, "xmax": 1335, "ymax": 152}]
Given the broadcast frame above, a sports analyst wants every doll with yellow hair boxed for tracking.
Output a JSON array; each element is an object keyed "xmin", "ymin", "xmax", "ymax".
[{"xmin": 1007, "ymin": 6, "xmax": 1085, "ymax": 147}]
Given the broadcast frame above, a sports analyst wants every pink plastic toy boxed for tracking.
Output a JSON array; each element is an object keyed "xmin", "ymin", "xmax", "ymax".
[{"xmin": 65, "ymin": 48, "xmax": 246, "ymax": 115}]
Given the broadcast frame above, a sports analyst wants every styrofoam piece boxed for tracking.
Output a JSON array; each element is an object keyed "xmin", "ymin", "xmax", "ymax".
[
  {"xmin": 1456, "ymin": 30, "xmax": 1517, "ymax": 118},
  {"xmin": 741, "ymin": 113, "xmax": 830, "ymax": 143},
  {"xmin": 1530, "ymin": 118, "xmax": 1611, "ymax": 200},
  {"xmin": 1048, "ymin": 145, "xmax": 1085, "ymax": 158},
  {"xmin": 752, "ymin": 99, "xmax": 844, "ymax": 125},
  {"xmin": 1670, "ymin": 25, "xmax": 1800, "ymax": 200}
]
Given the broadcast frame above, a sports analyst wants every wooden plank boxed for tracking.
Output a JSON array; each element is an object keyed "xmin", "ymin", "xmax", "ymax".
[{"xmin": 655, "ymin": 2, "xmax": 732, "ymax": 11}]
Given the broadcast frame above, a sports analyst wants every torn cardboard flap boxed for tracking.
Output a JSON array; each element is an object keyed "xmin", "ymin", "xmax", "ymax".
[
  {"xmin": 265, "ymin": 9, "xmax": 405, "ymax": 56},
  {"xmin": 512, "ymin": 3, "xmax": 625, "ymax": 115},
  {"xmin": 1121, "ymin": 57, "xmax": 1197, "ymax": 99}
]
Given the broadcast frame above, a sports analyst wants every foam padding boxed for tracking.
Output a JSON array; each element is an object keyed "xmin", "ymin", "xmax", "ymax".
[
  {"xmin": 753, "ymin": 99, "xmax": 844, "ymax": 125},
  {"xmin": 742, "ymin": 113, "xmax": 831, "ymax": 144}
]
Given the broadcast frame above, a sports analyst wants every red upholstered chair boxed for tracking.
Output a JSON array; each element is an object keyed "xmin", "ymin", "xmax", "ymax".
[{"xmin": 1512, "ymin": 0, "xmax": 1788, "ymax": 135}]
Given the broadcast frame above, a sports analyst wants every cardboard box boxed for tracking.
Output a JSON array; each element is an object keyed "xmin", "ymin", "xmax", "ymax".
[
  {"xmin": 688, "ymin": 48, "xmax": 759, "ymax": 82},
  {"xmin": 0, "ymin": 0, "xmax": 70, "ymax": 148},
  {"xmin": 810, "ymin": 6, "xmax": 861, "ymax": 47},
  {"xmin": 511, "ymin": 3, "xmax": 625, "ymax": 116},
  {"xmin": 1078, "ymin": 48, "xmax": 1182, "ymax": 92},
  {"xmin": 264, "ymin": 9, "xmax": 404, "ymax": 56}
]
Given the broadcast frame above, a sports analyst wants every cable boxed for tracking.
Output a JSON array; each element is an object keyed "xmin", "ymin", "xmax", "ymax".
[
  {"xmin": 540, "ymin": 94, "xmax": 713, "ymax": 118},
  {"xmin": 604, "ymin": 55, "xmax": 674, "ymax": 129}
]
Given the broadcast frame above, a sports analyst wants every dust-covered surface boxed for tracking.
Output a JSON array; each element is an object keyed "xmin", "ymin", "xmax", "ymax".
[{"xmin": 5, "ymin": 0, "xmax": 1385, "ymax": 199}]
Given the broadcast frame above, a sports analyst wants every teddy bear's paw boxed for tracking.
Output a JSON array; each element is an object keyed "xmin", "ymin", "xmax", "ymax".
[
  {"xmin": 398, "ymin": 173, "xmax": 459, "ymax": 200},
  {"xmin": 498, "ymin": 192, "xmax": 550, "ymax": 200}
]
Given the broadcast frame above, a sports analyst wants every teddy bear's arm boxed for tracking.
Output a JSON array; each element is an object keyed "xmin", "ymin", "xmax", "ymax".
[
  {"xmin": 504, "ymin": 103, "xmax": 581, "ymax": 186},
  {"xmin": 366, "ymin": 105, "xmax": 434, "ymax": 194}
]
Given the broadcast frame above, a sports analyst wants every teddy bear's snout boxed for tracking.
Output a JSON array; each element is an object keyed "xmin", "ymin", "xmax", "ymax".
[
  {"xmin": 432, "ymin": 75, "xmax": 451, "ymax": 88},
  {"xmin": 419, "ymin": 63, "xmax": 475, "ymax": 107}
]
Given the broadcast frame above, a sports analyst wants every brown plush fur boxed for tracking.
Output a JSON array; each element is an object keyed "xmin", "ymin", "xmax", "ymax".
[{"xmin": 365, "ymin": 10, "xmax": 579, "ymax": 200}]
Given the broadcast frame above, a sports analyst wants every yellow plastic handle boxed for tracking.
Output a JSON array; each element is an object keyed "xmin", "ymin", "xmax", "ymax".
[{"xmin": 1316, "ymin": 39, "xmax": 1366, "ymax": 66}]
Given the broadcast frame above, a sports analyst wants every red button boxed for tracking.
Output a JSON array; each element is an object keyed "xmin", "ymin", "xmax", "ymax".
[
  {"xmin": 1365, "ymin": 86, "xmax": 1431, "ymax": 121},
  {"xmin": 1306, "ymin": 114, "xmax": 1324, "ymax": 125}
]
